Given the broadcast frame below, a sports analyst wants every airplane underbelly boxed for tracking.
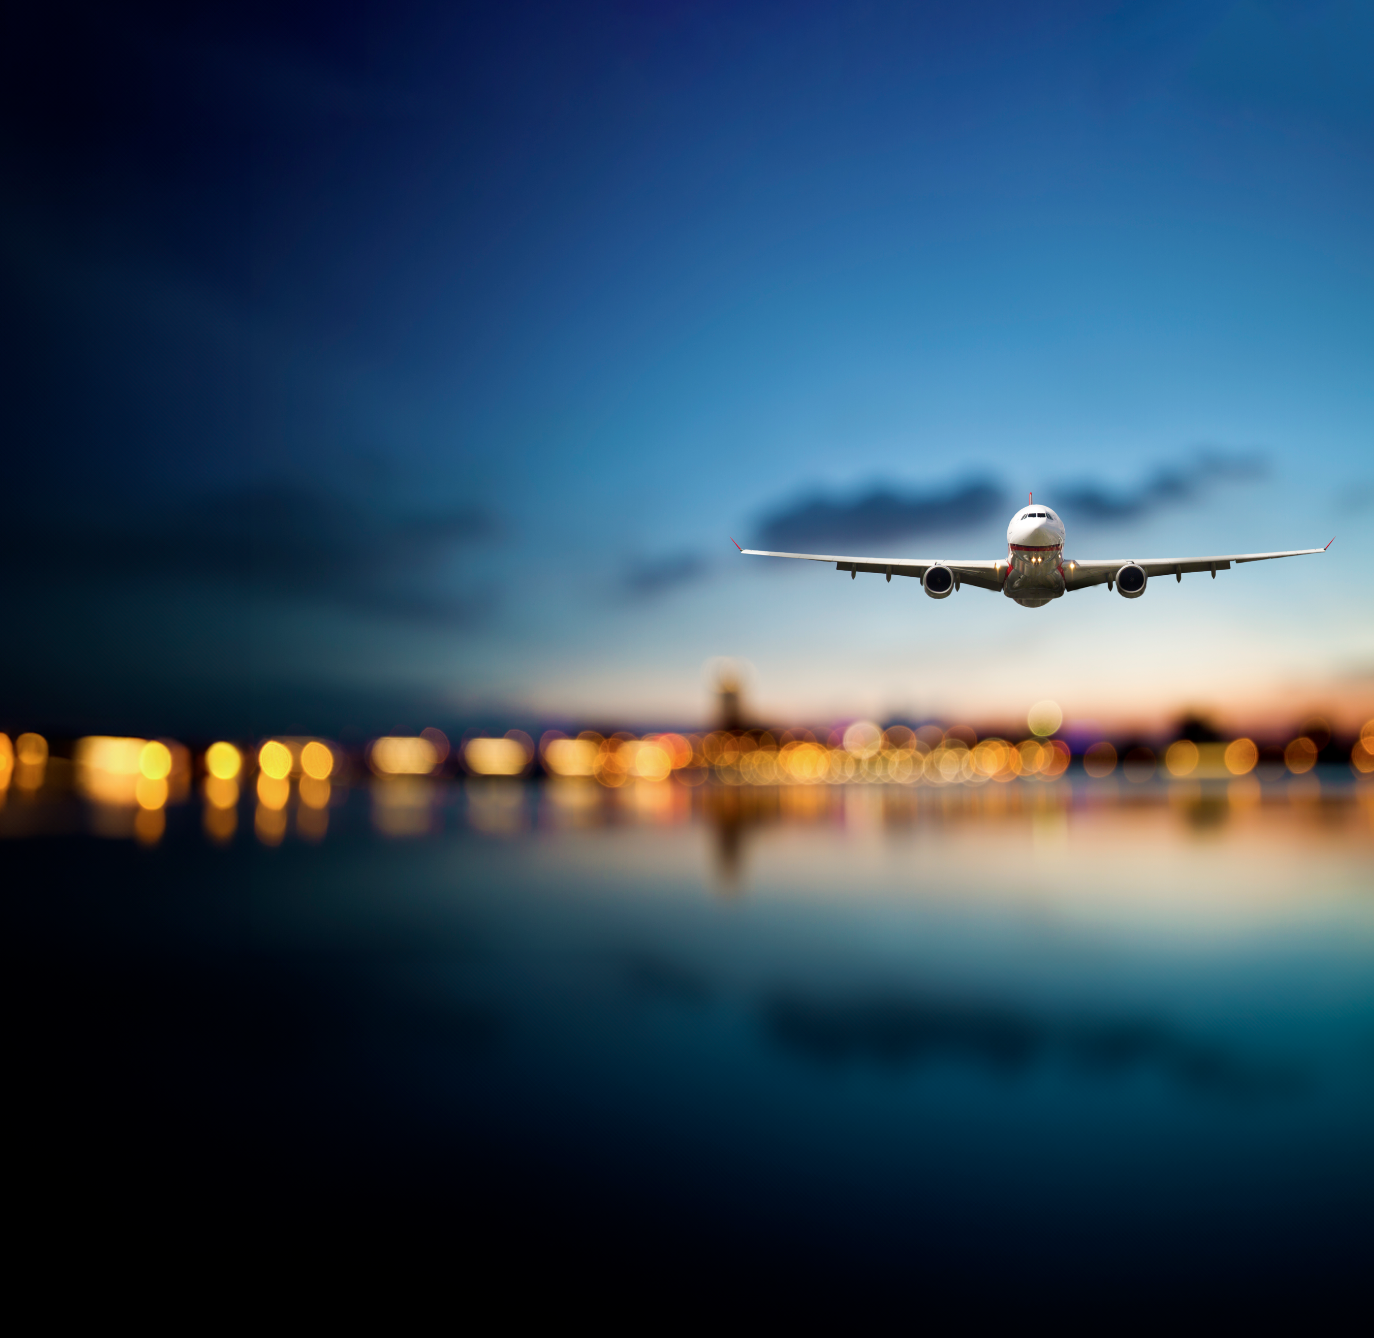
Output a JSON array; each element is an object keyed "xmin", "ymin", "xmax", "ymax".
[{"xmin": 1003, "ymin": 551, "xmax": 1065, "ymax": 608}]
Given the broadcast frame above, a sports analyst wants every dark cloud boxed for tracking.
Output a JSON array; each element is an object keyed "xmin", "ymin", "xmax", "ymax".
[
  {"xmin": 763, "ymin": 992, "xmax": 1301, "ymax": 1100},
  {"xmin": 623, "ymin": 551, "xmax": 711, "ymax": 598},
  {"xmin": 754, "ymin": 480, "xmax": 1006, "ymax": 551},
  {"xmin": 751, "ymin": 451, "xmax": 1268, "ymax": 553},
  {"xmin": 1051, "ymin": 448, "xmax": 1268, "ymax": 524},
  {"xmin": 17, "ymin": 482, "xmax": 497, "ymax": 625}
]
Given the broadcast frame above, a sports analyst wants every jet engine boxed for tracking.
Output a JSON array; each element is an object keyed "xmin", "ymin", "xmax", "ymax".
[
  {"xmin": 923, "ymin": 564, "xmax": 955, "ymax": 599},
  {"xmin": 1115, "ymin": 563, "xmax": 1147, "ymax": 599}
]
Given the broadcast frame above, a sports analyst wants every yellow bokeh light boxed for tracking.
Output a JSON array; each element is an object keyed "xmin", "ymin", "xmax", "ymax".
[
  {"xmin": 1165, "ymin": 740, "xmax": 1199, "ymax": 777},
  {"xmin": 1223, "ymin": 738, "xmax": 1258, "ymax": 776},
  {"xmin": 259, "ymin": 740, "xmax": 293, "ymax": 780},
  {"xmin": 139, "ymin": 740, "xmax": 173, "ymax": 780},
  {"xmin": 1017, "ymin": 740, "xmax": 1044, "ymax": 774},
  {"xmin": 1040, "ymin": 741, "xmax": 1071, "ymax": 778},
  {"xmin": 1026, "ymin": 701, "xmax": 1063, "ymax": 738},
  {"xmin": 300, "ymin": 741, "xmax": 334, "ymax": 780},
  {"xmin": 257, "ymin": 773, "xmax": 290, "ymax": 809},
  {"xmin": 1284, "ymin": 737, "xmax": 1318, "ymax": 775},
  {"xmin": 1351, "ymin": 740, "xmax": 1374, "ymax": 774},
  {"xmin": 135, "ymin": 775, "xmax": 169, "ymax": 810},
  {"xmin": 16, "ymin": 733, "xmax": 48, "ymax": 766},
  {"xmin": 372, "ymin": 736, "xmax": 440, "ymax": 776},
  {"xmin": 1361, "ymin": 718, "xmax": 1374, "ymax": 743},
  {"xmin": 843, "ymin": 721, "xmax": 883, "ymax": 759},
  {"xmin": 205, "ymin": 742, "xmax": 242, "ymax": 780},
  {"xmin": 544, "ymin": 738, "xmax": 599, "ymax": 777},
  {"xmin": 628, "ymin": 741, "xmax": 672, "ymax": 782},
  {"xmin": 972, "ymin": 739, "xmax": 1008, "ymax": 777},
  {"xmin": 463, "ymin": 737, "xmax": 527, "ymax": 776}
]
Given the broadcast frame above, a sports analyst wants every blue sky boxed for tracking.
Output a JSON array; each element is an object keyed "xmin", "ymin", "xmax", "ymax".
[{"xmin": 2, "ymin": 1, "xmax": 1371, "ymax": 736}]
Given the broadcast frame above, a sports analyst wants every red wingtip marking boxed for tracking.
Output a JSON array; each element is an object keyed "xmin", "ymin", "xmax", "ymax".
[
  {"xmin": 1324, "ymin": 537, "xmax": 1335, "ymax": 550},
  {"xmin": 730, "ymin": 537, "xmax": 742, "ymax": 552}
]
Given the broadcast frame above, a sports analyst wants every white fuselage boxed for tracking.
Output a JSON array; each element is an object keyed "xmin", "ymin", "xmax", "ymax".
[{"xmin": 1003, "ymin": 504, "xmax": 1067, "ymax": 608}]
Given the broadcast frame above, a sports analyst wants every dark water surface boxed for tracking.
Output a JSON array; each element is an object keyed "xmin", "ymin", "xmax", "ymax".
[{"xmin": 7, "ymin": 780, "xmax": 1373, "ymax": 1298}]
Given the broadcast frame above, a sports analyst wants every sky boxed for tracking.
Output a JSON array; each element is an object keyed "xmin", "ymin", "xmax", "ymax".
[{"xmin": 2, "ymin": 0, "xmax": 1372, "ymax": 739}]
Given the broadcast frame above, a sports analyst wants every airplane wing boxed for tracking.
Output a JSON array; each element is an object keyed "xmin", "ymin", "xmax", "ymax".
[
  {"xmin": 1062, "ymin": 543, "xmax": 1331, "ymax": 591},
  {"xmin": 738, "ymin": 547, "xmax": 1007, "ymax": 592}
]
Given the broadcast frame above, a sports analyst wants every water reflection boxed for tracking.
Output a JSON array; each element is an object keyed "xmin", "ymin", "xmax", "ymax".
[{"xmin": 4, "ymin": 772, "xmax": 1372, "ymax": 1297}]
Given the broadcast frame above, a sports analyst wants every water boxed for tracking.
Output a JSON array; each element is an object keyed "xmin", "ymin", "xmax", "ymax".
[{"xmin": 7, "ymin": 778, "xmax": 1373, "ymax": 1298}]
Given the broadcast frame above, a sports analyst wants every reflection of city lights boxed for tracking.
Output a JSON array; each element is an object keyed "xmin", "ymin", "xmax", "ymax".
[
  {"xmin": 15, "ymin": 732, "xmax": 47, "ymax": 789},
  {"xmin": 299, "ymin": 776, "xmax": 331, "ymax": 809},
  {"xmin": 205, "ymin": 742, "xmax": 242, "ymax": 780},
  {"xmin": 464, "ymin": 736, "xmax": 529, "ymax": 776},
  {"xmin": 135, "ymin": 776, "xmax": 168, "ymax": 810},
  {"xmin": 1165, "ymin": 740, "xmax": 1199, "ymax": 777},
  {"xmin": 372, "ymin": 778, "xmax": 435, "ymax": 836},
  {"xmin": 1083, "ymin": 742, "xmax": 1117, "ymax": 778},
  {"xmin": 134, "ymin": 806, "xmax": 165, "ymax": 846},
  {"xmin": 1026, "ymin": 701, "xmax": 1062, "ymax": 738},
  {"xmin": 1224, "ymin": 738, "xmax": 1258, "ymax": 776},
  {"xmin": 257, "ymin": 774, "xmax": 290, "ymax": 809},
  {"xmin": 373, "ymin": 736, "xmax": 440, "ymax": 776},
  {"xmin": 0, "ymin": 734, "xmax": 13, "ymax": 790},
  {"xmin": 301, "ymin": 741, "xmax": 334, "ymax": 780},
  {"xmin": 1284, "ymin": 737, "xmax": 1318, "ymax": 775},
  {"xmin": 255, "ymin": 804, "xmax": 287, "ymax": 845},
  {"xmin": 204, "ymin": 776, "xmax": 239, "ymax": 809},
  {"xmin": 297, "ymin": 804, "xmax": 328, "ymax": 842},
  {"xmin": 203, "ymin": 803, "xmax": 236, "ymax": 844},
  {"xmin": 16, "ymin": 733, "xmax": 47, "ymax": 766},
  {"xmin": 259, "ymin": 741, "xmax": 293, "ymax": 780}
]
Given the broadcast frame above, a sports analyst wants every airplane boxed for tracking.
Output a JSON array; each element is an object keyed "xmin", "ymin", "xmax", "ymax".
[{"xmin": 734, "ymin": 495, "xmax": 1332, "ymax": 608}]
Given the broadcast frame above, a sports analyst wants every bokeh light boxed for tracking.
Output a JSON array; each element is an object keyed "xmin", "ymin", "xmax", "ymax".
[
  {"xmin": 373, "ymin": 736, "xmax": 440, "ymax": 776},
  {"xmin": 300, "ymin": 741, "xmax": 334, "ymax": 780},
  {"xmin": 1026, "ymin": 701, "xmax": 1063, "ymax": 738},
  {"xmin": 463, "ymin": 736, "xmax": 529, "ymax": 776},
  {"xmin": 1165, "ymin": 740, "xmax": 1199, "ymax": 777},
  {"xmin": 205, "ymin": 742, "xmax": 242, "ymax": 780},
  {"xmin": 1224, "ymin": 738, "xmax": 1258, "ymax": 776},
  {"xmin": 139, "ymin": 740, "xmax": 172, "ymax": 781},
  {"xmin": 1083, "ymin": 742, "xmax": 1117, "ymax": 778},
  {"xmin": 257, "ymin": 774, "xmax": 290, "ymax": 809},
  {"xmin": 259, "ymin": 741, "xmax": 293, "ymax": 781},
  {"xmin": 1284, "ymin": 737, "xmax": 1318, "ymax": 775}
]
